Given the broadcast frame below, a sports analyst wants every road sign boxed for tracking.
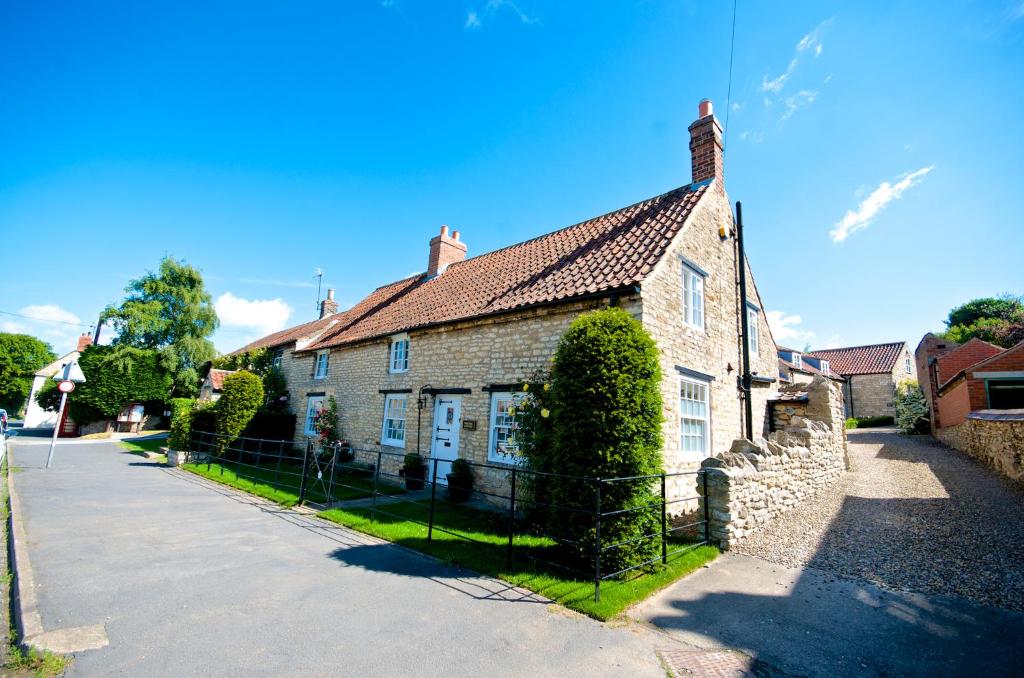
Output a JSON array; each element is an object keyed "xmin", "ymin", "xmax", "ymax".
[
  {"xmin": 52, "ymin": 360, "xmax": 86, "ymax": 383},
  {"xmin": 58, "ymin": 380, "xmax": 75, "ymax": 394}
]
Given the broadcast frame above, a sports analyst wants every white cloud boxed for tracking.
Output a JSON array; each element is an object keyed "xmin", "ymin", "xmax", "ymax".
[
  {"xmin": 466, "ymin": 0, "xmax": 536, "ymax": 29},
  {"xmin": 797, "ymin": 18, "xmax": 833, "ymax": 56},
  {"xmin": 780, "ymin": 89, "xmax": 818, "ymax": 121},
  {"xmin": 761, "ymin": 58, "xmax": 797, "ymax": 94},
  {"xmin": 766, "ymin": 311, "xmax": 816, "ymax": 346},
  {"xmin": 830, "ymin": 166, "xmax": 935, "ymax": 243},
  {"xmin": 1, "ymin": 304, "xmax": 88, "ymax": 354},
  {"xmin": 739, "ymin": 130, "xmax": 765, "ymax": 143},
  {"xmin": 731, "ymin": 102, "xmax": 743, "ymax": 112},
  {"xmin": 214, "ymin": 293, "xmax": 293, "ymax": 336}
]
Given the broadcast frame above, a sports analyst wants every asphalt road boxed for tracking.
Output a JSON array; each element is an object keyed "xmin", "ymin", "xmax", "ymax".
[{"xmin": 8, "ymin": 438, "xmax": 670, "ymax": 677}]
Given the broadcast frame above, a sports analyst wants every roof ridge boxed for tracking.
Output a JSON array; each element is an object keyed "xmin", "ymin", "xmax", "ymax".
[{"xmin": 808, "ymin": 341, "xmax": 904, "ymax": 353}]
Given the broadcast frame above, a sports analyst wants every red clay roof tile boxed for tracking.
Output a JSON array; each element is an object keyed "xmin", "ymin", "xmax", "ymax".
[{"xmin": 807, "ymin": 342, "xmax": 906, "ymax": 376}]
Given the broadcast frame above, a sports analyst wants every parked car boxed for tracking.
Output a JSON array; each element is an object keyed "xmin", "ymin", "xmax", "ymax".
[{"xmin": 0, "ymin": 409, "xmax": 8, "ymax": 434}]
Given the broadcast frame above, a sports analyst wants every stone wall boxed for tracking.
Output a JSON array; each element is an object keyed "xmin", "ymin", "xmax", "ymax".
[
  {"xmin": 848, "ymin": 373, "xmax": 897, "ymax": 419},
  {"xmin": 700, "ymin": 376, "xmax": 848, "ymax": 548},
  {"xmin": 935, "ymin": 411, "xmax": 1024, "ymax": 484}
]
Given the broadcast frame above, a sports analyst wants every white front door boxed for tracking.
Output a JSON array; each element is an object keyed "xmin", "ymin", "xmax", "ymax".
[{"xmin": 430, "ymin": 396, "xmax": 462, "ymax": 484}]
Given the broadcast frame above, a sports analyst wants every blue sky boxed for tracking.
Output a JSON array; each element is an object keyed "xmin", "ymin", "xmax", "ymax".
[{"xmin": 1, "ymin": 0, "xmax": 1022, "ymax": 355}]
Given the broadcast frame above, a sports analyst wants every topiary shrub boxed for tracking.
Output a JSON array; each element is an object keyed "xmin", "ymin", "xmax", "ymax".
[
  {"xmin": 524, "ymin": 306, "xmax": 664, "ymax": 575},
  {"xmin": 214, "ymin": 371, "xmax": 264, "ymax": 452},
  {"xmin": 167, "ymin": 397, "xmax": 195, "ymax": 450},
  {"xmin": 895, "ymin": 381, "xmax": 929, "ymax": 434}
]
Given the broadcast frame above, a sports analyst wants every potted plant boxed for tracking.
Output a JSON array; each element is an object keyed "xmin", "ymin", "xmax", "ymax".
[
  {"xmin": 400, "ymin": 452, "xmax": 426, "ymax": 490},
  {"xmin": 446, "ymin": 458, "xmax": 474, "ymax": 503}
]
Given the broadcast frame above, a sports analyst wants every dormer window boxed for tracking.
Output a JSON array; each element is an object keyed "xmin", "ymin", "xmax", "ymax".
[
  {"xmin": 792, "ymin": 353, "xmax": 802, "ymax": 369},
  {"xmin": 389, "ymin": 334, "xmax": 410, "ymax": 373},
  {"xmin": 820, "ymin": 360, "xmax": 830, "ymax": 374}
]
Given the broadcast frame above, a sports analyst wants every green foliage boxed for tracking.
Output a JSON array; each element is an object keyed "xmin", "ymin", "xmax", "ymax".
[
  {"xmin": 260, "ymin": 368, "xmax": 290, "ymax": 413},
  {"xmin": 34, "ymin": 378, "xmax": 61, "ymax": 413},
  {"xmin": 523, "ymin": 307, "xmax": 663, "ymax": 575},
  {"xmin": 102, "ymin": 256, "xmax": 218, "ymax": 397},
  {"xmin": 0, "ymin": 333, "xmax": 56, "ymax": 414},
  {"xmin": 846, "ymin": 415, "xmax": 895, "ymax": 429},
  {"xmin": 211, "ymin": 347, "xmax": 276, "ymax": 377},
  {"xmin": 312, "ymin": 396, "xmax": 340, "ymax": 442},
  {"xmin": 403, "ymin": 452, "xmax": 424, "ymax": 472},
  {"xmin": 941, "ymin": 295, "xmax": 1024, "ymax": 349},
  {"xmin": 36, "ymin": 345, "xmax": 173, "ymax": 423},
  {"xmin": 450, "ymin": 457, "xmax": 473, "ymax": 479},
  {"xmin": 895, "ymin": 381, "xmax": 930, "ymax": 434},
  {"xmin": 168, "ymin": 397, "xmax": 195, "ymax": 449},
  {"xmin": 214, "ymin": 371, "xmax": 264, "ymax": 449}
]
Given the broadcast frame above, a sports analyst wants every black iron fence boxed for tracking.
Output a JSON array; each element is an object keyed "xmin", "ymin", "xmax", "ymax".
[{"xmin": 184, "ymin": 431, "xmax": 711, "ymax": 601}]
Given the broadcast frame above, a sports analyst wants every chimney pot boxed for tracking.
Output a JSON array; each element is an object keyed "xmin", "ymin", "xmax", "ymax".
[
  {"xmin": 698, "ymin": 99, "xmax": 713, "ymax": 118},
  {"xmin": 427, "ymin": 226, "xmax": 468, "ymax": 277},
  {"xmin": 327, "ymin": 288, "xmax": 335, "ymax": 301},
  {"xmin": 76, "ymin": 333, "xmax": 93, "ymax": 352}
]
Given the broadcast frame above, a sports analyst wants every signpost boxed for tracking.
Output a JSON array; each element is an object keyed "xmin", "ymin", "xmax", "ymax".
[{"xmin": 46, "ymin": 361, "xmax": 86, "ymax": 469}]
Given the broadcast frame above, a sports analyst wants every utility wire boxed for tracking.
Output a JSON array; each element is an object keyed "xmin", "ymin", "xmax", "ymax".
[
  {"xmin": 0, "ymin": 309, "xmax": 93, "ymax": 328},
  {"xmin": 723, "ymin": 0, "xmax": 738, "ymax": 153}
]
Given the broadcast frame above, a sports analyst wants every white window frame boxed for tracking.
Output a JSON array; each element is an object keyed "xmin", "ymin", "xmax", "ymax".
[
  {"xmin": 905, "ymin": 356, "xmax": 912, "ymax": 374},
  {"xmin": 488, "ymin": 392, "xmax": 527, "ymax": 464},
  {"xmin": 272, "ymin": 350, "xmax": 284, "ymax": 370},
  {"xmin": 746, "ymin": 304, "xmax": 760, "ymax": 355},
  {"xmin": 389, "ymin": 334, "xmax": 410, "ymax": 374},
  {"xmin": 304, "ymin": 396, "xmax": 325, "ymax": 436},
  {"xmin": 792, "ymin": 353, "xmax": 802, "ymax": 368},
  {"xmin": 381, "ymin": 394, "xmax": 408, "ymax": 447},
  {"xmin": 679, "ymin": 376, "xmax": 711, "ymax": 460},
  {"xmin": 313, "ymin": 350, "xmax": 329, "ymax": 379},
  {"xmin": 681, "ymin": 262, "xmax": 705, "ymax": 330},
  {"xmin": 820, "ymin": 360, "xmax": 830, "ymax": 374}
]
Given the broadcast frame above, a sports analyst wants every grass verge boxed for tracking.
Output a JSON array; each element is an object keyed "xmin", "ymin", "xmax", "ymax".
[
  {"xmin": 318, "ymin": 499, "xmax": 718, "ymax": 621},
  {"xmin": 2, "ymin": 456, "xmax": 71, "ymax": 676},
  {"xmin": 119, "ymin": 438, "xmax": 167, "ymax": 464},
  {"xmin": 182, "ymin": 461, "xmax": 402, "ymax": 508}
]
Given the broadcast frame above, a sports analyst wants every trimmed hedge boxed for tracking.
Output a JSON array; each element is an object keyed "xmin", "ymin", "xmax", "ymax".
[
  {"xmin": 167, "ymin": 398, "xmax": 195, "ymax": 450},
  {"xmin": 845, "ymin": 415, "xmax": 895, "ymax": 429},
  {"xmin": 214, "ymin": 371, "xmax": 264, "ymax": 450},
  {"xmin": 527, "ymin": 307, "xmax": 663, "ymax": 575}
]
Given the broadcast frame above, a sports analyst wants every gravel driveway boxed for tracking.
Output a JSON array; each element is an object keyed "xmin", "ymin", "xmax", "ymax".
[{"xmin": 732, "ymin": 428, "xmax": 1024, "ymax": 611}]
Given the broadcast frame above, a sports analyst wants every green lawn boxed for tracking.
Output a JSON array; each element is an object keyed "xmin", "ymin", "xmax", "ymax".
[
  {"xmin": 182, "ymin": 460, "xmax": 402, "ymax": 507},
  {"xmin": 119, "ymin": 437, "xmax": 167, "ymax": 463},
  {"xmin": 318, "ymin": 499, "xmax": 718, "ymax": 620}
]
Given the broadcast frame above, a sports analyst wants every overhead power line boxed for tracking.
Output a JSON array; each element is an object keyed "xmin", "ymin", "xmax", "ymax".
[
  {"xmin": 0, "ymin": 309, "xmax": 93, "ymax": 328},
  {"xmin": 723, "ymin": 0, "xmax": 738, "ymax": 153}
]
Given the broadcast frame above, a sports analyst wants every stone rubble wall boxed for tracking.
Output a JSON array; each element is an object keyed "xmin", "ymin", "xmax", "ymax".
[
  {"xmin": 935, "ymin": 413, "xmax": 1024, "ymax": 484},
  {"xmin": 700, "ymin": 375, "xmax": 848, "ymax": 548}
]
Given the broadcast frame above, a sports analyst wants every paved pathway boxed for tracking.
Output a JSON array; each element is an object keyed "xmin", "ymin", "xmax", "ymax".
[
  {"xmin": 9, "ymin": 438, "xmax": 674, "ymax": 677},
  {"xmin": 633, "ymin": 429, "xmax": 1024, "ymax": 676}
]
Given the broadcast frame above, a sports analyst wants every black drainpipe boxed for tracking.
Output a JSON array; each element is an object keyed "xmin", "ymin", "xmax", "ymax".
[{"xmin": 735, "ymin": 201, "xmax": 754, "ymax": 441}]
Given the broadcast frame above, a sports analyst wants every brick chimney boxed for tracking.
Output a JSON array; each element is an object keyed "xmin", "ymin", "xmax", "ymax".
[
  {"xmin": 319, "ymin": 288, "xmax": 338, "ymax": 319},
  {"xmin": 427, "ymin": 225, "xmax": 467, "ymax": 278},
  {"xmin": 688, "ymin": 99, "xmax": 724, "ymax": 186},
  {"xmin": 76, "ymin": 332, "xmax": 93, "ymax": 352}
]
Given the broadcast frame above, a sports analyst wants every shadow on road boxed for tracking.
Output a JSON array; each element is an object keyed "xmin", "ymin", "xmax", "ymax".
[{"xmin": 641, "ymin": 429, "xmax": 1024, "ymax": 676}]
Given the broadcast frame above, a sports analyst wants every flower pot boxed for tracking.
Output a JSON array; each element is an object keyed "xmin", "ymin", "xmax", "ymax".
[
  {"xmin": 403, "ymin": 465, "xmax": 426, "ymax": 491},
  {"xmin": 446, "ymin": 474, "xmax": 473, "ymax": 502}
]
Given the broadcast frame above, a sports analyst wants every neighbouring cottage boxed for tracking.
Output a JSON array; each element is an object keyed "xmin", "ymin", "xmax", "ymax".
[
  {"xmin": 776, "ymin": 345, "xmax": 841, "ymax": 385},
  {"xmin": 229, "ymin": 100, "xmax": 785, "ymax": 507},
  {"xmin": 23, "ymin": 332, "xmax": 93, "ymax": 433},
  {"xmin": 916, "ymin": 336, "xmax": 1024, "ymax": 483},
  {"xmin": 806, "ymin": 342, "xmax": 917, "ymax": 419},
  {"xmin": 198, "ymin": 368, "xmax": 237, "ymax": 403}
]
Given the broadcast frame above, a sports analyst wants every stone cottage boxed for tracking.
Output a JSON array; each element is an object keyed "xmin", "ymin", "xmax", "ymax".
[
  {"xmin": 807, "ymin": 342, "xmax": 916, "ymax": 419},
  {"xmin": 229, "ymin": 100, "xmax": 781, "ymax": 497}
]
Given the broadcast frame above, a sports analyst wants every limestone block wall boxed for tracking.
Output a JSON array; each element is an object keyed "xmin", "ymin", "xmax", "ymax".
[
  {"xmin": 640, "ymin": 181, "xmax": 778, "ymax": 491},
  {"xmin": 770, "ymin": 400, "xmax": 807, "ymax": 431},
  {"xmin": 935, "ymin": 412, "xmax": 1024, "ymax": 484},
  {"xmin": 700, "ymin": 376, "xmax": 848, "ymax": 548},
  {"xmin": 848, "ymin": 373, "xmax": 897, "ymax": 419}
]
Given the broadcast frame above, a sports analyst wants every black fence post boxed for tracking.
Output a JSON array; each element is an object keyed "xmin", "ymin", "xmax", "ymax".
[
  {"xmin": 701, "ymin": 470, "xmax": 711, "ymax": 545},
  {"xmin": 661, "ymin": 473, "xmax": 668, "ymax": 565},
  {"xmin": 298, "ymin": 439, "xmax": 312, "ymax": 506},
  {"xmin": 370, "ymin": 448, "xmax": 383, "ymax": 519},
  {"xmin": 594, "ymin": 478, "xmax": 603, "ymax": 603},
  {"xmin": 275, "ymin": 441, "xmax": 284, "ymax": 487},
  {"xmin": 256, "ymin": 437, "xmax": 263, "ymax": 470},
  {"xmin": 427, "ymin": 458, "xmax": 439, "ymax": 542},
  {"xmin": 506, "ymin": 467, "xmax": 517, "ymax": 570},
  {"xmin": 205, "ymin": 432, "xmax": 211, "ymax": 472},
  {"xmin": 326, "ymin": 443, "xmax": 337, "ymax": 505}
]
